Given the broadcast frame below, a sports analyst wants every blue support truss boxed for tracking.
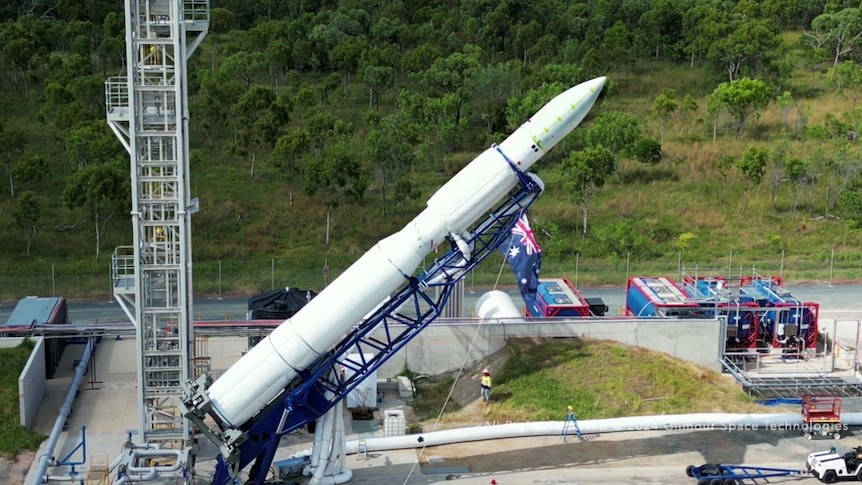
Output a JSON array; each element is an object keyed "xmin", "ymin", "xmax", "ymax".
[{"xmin": 211, "ymin": 172, "xmax": 543, "ymax": 484}]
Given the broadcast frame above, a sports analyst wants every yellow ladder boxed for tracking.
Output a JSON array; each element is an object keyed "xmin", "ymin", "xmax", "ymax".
[{"xmin": 85, "ymin": 455, "xmax": 110, "ymax": 485}]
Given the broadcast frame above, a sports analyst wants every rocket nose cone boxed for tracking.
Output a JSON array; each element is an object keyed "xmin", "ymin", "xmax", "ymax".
[
  {"xmin": 581, "ymin": 76, "xmax": 607, "ymax": 104},
  {"xmin": 524, "ymin": 76, "xmax": 607, "ymax": 154},
  {"xmin": 550, "ymin": 76, "xmax": 606, "ymax": 115}
]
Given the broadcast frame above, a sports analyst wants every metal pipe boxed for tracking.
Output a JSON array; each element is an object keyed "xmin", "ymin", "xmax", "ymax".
[
  {"xmin": 114, "ymin": 469, "xmax": 157, "ymax": 484},
  {"xmin": 113, "ymin": 449, "xmax": 184, "ymax": 484},
  {"xmin": 30, "ymin": 339, "xmax": 95, "ymax": 485},
  {"xmin": 344, "ymin": 412, "xmax": 862, "ymax": 454}
]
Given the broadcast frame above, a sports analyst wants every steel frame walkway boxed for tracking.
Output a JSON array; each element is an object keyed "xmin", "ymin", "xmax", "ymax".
[{"xmin": 722, "ymin": 355, "xmax": 862, "ymax": 398}]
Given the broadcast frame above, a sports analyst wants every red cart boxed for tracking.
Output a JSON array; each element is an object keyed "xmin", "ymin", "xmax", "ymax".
[{"xmin": 802, "ymin": 395, "xmax": 843, "ymax": 440}]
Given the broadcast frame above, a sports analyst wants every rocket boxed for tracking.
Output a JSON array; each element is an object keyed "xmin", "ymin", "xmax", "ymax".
[{"xmin": 201, "ymin": 76, "xmax": 607, "ymax": 429}]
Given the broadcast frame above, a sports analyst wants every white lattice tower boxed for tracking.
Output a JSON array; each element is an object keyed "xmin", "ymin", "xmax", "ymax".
[{"xmin": 105, "ymin": 0, "xmax": 208, "ymax": 446}]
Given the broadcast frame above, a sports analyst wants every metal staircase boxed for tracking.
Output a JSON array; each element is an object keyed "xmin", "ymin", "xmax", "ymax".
[{"xmin": 105, "ymin": 0, "xmax": 208, "ymax": 446}]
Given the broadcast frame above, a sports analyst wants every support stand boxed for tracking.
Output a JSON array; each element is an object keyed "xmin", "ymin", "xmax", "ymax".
[{"xmin": 561, "ymin": 407, "xmax": 584, "ymax": 442}]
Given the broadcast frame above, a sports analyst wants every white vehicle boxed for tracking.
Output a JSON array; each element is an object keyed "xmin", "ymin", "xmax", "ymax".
[{"xmin": 808, "ymin": 447, "xmax": 862, "ymax": 483}]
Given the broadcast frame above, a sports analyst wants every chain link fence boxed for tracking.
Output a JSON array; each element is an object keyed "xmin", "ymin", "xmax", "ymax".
[{"xmin": 1, "ymin": 249, "xmax": 861, "ymax": 303}]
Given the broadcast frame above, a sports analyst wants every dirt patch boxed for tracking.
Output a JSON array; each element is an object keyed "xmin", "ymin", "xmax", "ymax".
[
  {"xmin": 0, "ymin": 451, "xmax": 36, "ymax": 485},
  {"xmin": 444, "ymin": 348, "xmax": 510, "ymax": 410},
  {"xmin": 413, "ymin": 427, "xmax": 831, "ymax": 476}
]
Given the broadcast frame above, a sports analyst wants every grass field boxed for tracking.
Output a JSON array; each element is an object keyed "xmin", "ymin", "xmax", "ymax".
[
  {"xmin": 0, "ymin": 340, "xmax": 46, "ymax": 457},
  {"xmin": 410, "ymin": 338, "xmax": 771, "ymax": 427}
]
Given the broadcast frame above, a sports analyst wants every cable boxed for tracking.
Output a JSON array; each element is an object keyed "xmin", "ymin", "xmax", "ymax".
[
  {"xmin": 493, "ymin": 238, "xmax": 515, "ymax": 291},
  {"xmin": 400, "ymin": 311, "xmax": 489, "ymax": 485}
]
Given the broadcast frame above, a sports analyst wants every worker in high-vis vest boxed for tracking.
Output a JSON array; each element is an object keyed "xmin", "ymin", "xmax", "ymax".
[{"xmin": 481, "ymin": 368, "xmax": 492, "ymax": 403}]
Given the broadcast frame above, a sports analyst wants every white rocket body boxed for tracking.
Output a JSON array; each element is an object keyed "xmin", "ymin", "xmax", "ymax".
[{"xmin": 206, "ymin": 77, "xmax": 607, "ymax": 428}]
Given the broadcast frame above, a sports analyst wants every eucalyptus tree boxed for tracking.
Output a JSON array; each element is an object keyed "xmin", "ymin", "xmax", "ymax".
[
  {"xmin": 0, "ymin": 17, "xmax": 38, "ymax": 98},
  {"xmin": 682, "ymin": 2, "xmax": 726, "ymax": 68},
  {"xmin": 831, "ymin": 60, "xmax": 862, "ymax": 107},
  {"xmin": 401, "ymin": 42, "xmax": 445, "ymax": 75},
  {"xmin": 362, "ymin": 65, "xmax": 395, "ymax": 110},
  {"xmin": 505, "ymin": 82, "xmax": 565, "ymax": 132},
  {"xmin": 302, "ymin": 140, "xmax": 367, "ymax": 245},
  {"xmin": 192, "ymin": 69, "xmax": 244, "ymax": 150},
  {"xmin": 760, "ymin": 0, "xmax": 822, "ymax": 29},
  {"xmin": 651, "ymin": 88, "xmax": 678, "ymax": 143},
  {"xmin": 805, "ymin": 8, "xmax": 862, "ymax": 67},
  {"xmin": 266, "ymin": 39, "xmax": 293, "ymax": 86},
  {"xmin": 97, "ymin": 12, "xmax": 125, "ymax": 75},
  {"xmin": 366, "ymin": 113, "xmax": 418, "ymax": 215},
  {"xmin": 232, "ymin": 84, "xmax": 288, "ymax": 179},
  {"xmin": 271, "ymin": 130, "xmax": 310, "ymax": 206},
  {"xmin": 638, "ymin": 0, "xmax": 689, "ymax": 61},
  {"xmin": 602, "ymin": 21, "xmax": 635, "ymax": 74},
  {"xmin": 708, "ymin": 77, "xmax": 772, "ymax": 139},
  {"xmin": 370, "ymin": 15, "xmax": 409, "ymax": 57},
  {"xmin": 331, "ymin": 36, "xmax": 366, "ymax": 92},
  {"xmin": 583, "ymin": 111, "xmax": 643, "ymax": 183},
  {"xmin": 306, "ymin": 108, "xmax": 352, "ymax": 156},
  {"xmin": 785, "ymin": 157, "xmax": 811, "ymax": 212},
  {"xmin": 11, "ymin": 155, "xmax": 48, "ymax": 194},
  {"xmin": 220, "ymin": 51, "xmax": 265, "ymax": 89},
  {"xmin": 818, "ymin": 142, "xmax": 862, "ymax": 218},
  {"xmin": 562, "ymin": 146, "xmax": 615, "ymax": 237},
  {"xmin": 465, "ymin": 61, "xmax": 521, "ymax": 134},
  {"xmin": 62, "ymin": 162, "xmax": 129, "ymax": 261},
  {"xmin": 707, "ymin": 17, "xmax": 781, "ymax": 81},
  {"xmin": 513, "ymin": 20, "xmax": 542, "ymax": 63},
  {"xmin": 65, "ymin": 122, "xmax": 125, "ymax": 169},
  {"xmin": 413, "ymin": 46, "xmax": 482, "ymax": 130},
  {"xmin": 37, "ymin": 52, "xmax": 100, "ymax": 129},
  {"xmin": 14, "ymin": 190, "xmax": 40, "ymax": 255},
  {"xmin": 736, "ymin": 146, "xmax": 768, "ymax": 211},
  {"xmin": 0, "ymin": 125, "xmax": 25, "ymax": 197}
]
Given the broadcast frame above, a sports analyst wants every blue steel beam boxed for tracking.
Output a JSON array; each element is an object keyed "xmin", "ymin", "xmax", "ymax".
[{"xmin": 213, "ymin": 171, "xmax": 543, "ymax": 484}]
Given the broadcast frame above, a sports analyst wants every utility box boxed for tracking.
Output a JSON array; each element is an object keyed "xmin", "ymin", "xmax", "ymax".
[
  {"xmin": 384, "ymin": 409, "xmax": 406, "ymax": 436},
  {"xmin": 397, "ymin": 376, "xmax": 413, "ymax": 399},
  {"xmin": 273, "ymin": 456, "xmax": 309, "ymax": 479}
]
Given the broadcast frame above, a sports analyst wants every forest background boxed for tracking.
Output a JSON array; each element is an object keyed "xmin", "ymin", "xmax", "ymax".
[{"xmin": 2, "ymin": 0, "xmax": 862, "ymax": 300}]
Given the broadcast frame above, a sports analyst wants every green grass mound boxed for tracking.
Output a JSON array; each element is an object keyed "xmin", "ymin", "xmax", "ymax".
[{"xmin": 412, "ymin": 337, "xmax": 766, "ymax": 426}]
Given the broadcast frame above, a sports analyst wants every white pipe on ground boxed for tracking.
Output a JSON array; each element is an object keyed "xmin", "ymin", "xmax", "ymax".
[{"xmin": 344, "ymin": 412, "xmax": 862, "ymax": 453}]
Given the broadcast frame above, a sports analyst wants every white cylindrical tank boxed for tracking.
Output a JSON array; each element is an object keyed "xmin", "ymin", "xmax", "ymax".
[
  {"xmin": 476, "ymin": 290, "xmax": 522, "ymax": 320},
  {"xmin": 204, "ymin": 77, "xmax": 607, "ymax": 429}
]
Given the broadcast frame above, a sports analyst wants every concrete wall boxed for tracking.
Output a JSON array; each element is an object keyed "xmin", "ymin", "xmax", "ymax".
[
  {"xmin": 0, "ymin": 337, "xmax": 46, "ymax": 427},
  {"xmin": 375, "ymin": 318, "xmax": 724, "ymax": 378}
]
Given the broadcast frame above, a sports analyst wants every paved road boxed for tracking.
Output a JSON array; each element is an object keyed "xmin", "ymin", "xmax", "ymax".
[{"xmin": 3, "ymin": 283, "xmax": 860, "ymax": 325}]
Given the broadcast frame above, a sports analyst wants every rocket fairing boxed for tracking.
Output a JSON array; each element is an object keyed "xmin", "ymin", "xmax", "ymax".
[{"xmin": 202, "ymin": 76, "xmax": 607, "ymax": 428}]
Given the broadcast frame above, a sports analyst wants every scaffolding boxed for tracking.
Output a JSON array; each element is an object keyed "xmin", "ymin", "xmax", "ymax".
[{"xmin": 106, "ymin": 0, "xmax": 208, "ymax": 446}]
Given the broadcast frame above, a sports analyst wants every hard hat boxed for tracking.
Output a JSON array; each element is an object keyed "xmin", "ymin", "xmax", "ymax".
[{"xmin": 482, "ymin": 368, "xmax": 490, "ymax": 374}]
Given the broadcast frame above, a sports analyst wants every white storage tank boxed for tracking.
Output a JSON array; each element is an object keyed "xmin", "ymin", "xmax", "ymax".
[
  {"xmin": 383, "ymin": 409, "xmax": 406, "ymax": 436},
  {"xmin": 476, "ymin": 290, "xmax": 522, "ymax": 320},
  {"xmin": 344, "ymin": 353, "xmax": 378, "ymax": 410}
]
